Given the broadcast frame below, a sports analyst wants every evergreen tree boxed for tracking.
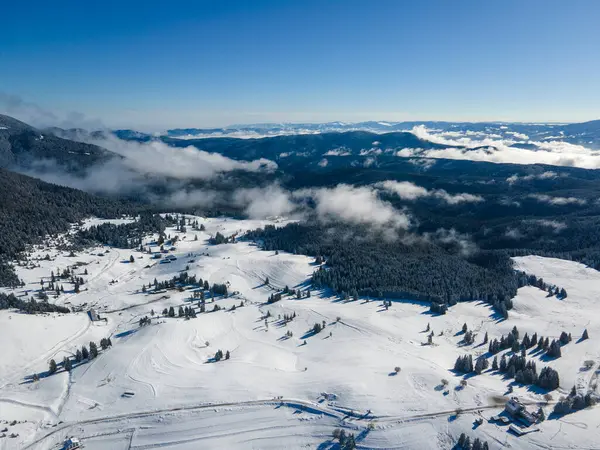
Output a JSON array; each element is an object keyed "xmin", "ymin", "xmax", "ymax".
[
  {"xmin": 64, "ymin": 357, "xmax": 72, "ymax": 372},
  {"xmin": 49, "ymin": 359, "xmax": 57, "ymax": 374},
  {"xmin": 89, "ymin": 341, "xmax": 98, "ymax": 359},
  {"xmin": 82, "ymin": 345, "xmax": 89, "ymax": 360},
  {"xmin": 537, "ymin": 407, "xmax": 545, "ymax": 422}
]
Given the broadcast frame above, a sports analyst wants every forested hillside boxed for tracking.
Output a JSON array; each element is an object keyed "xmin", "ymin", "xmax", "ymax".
[
  {"xmin": 0, "ymin": 168, "xmax": 132, "ymax": 286},
  {"xmin": 247, "ymin": 223, "xmax": 520, "ymax": 306}
]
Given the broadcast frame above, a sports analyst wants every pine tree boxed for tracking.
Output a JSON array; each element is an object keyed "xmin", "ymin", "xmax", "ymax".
[
  {"xmin": 225, "ymin": 350, "xmax": 230, "ymax": 360},
  {"xmin": 531, "ymin": 332, "xmax": 538, "ymax": 347},
  {"xmin": 507, "ymin": 365, "xmax": 516, "ymax": 378},
  {"xmin": 462, "ymin": 323, "xmax": 468, "ymax": 333},
  {"xmin": 49, "ymin": 359, "xmax": 57, "ymax": 374},
  {"xmin": 492, "ymin": 356, "xmax": 498, "ymax": 370},
  {"xmin": 64, "ymin": 357, "xmax": 72, "ymax": 372},
  {"xmin": 82, "ymin": 345, "xmax": 89, "ymax": 360},
  {"xmin": 483, "ymin": 331, "xmax": 488, "ymax": 344},
  {"xmin": 89, "ymin": 341, "xmax": 98, "ymax": 359},
  {"xmin": 511, "ymin": 339, "xmax": 520, "ymax": 353},
  {"xmin": 75, "ymin": 349, "xmax": 82, "ymax": 363},
  {"xmin": 537, "ymin": 407, "xmax": 545, "ymax": 422}
]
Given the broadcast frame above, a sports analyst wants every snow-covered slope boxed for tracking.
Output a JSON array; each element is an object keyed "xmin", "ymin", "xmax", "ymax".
[{"xmin": 1, "ymin": 218, "xmax": 599, "ymax": 449}]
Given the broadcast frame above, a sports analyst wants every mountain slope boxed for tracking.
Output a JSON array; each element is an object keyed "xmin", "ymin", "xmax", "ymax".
[{"xmin": 0, "ymin": 114, "xmax": 116, "ymax": 172}]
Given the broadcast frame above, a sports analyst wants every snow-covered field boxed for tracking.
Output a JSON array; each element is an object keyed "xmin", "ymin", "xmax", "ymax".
[{"xmin": 1, "ymin": 217, "xmax": 599, "ymax": 449}]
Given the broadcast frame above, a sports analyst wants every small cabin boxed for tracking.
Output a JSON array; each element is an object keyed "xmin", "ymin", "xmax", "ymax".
[
  {"xmin": 88, "ymin": 309, "xmax": 99, "ymax": 321},
  {"xmin": 63, "ymin": 437, "xmax": 81, "ymax": 449},
  {"xmin": 87, "ymin": 309, "xmax": 107, "ymax": 323}
]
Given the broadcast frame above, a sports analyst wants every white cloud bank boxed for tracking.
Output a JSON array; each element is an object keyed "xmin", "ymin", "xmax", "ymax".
[
  {"xmin": 405, "ymin": 125, "xmax": 600, "ymax": 169},
  {"xmin": 26, "ymin": 134, "xmax": 278, "ymax": 195}
]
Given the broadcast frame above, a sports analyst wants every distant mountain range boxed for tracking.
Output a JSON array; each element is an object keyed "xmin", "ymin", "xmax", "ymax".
[{"xmin": 158, "ymin": 119, "xmax": 600, "ymax": 147}]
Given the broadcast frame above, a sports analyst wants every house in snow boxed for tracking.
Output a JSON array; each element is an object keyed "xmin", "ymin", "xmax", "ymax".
[
  {"xmin": 87, "ymin": 309, "xmax": 107, "ymax": 322},
  {"xmin": 87, "ymin": 309, "xmax": 99, "ymax": 321},
  {"xmin": 505, "ymin": 397, "xmax": 537, "ymax": 426},
  {"xmin": 62, "ymin": 437, "xmax": 81, "ymax": 449}
]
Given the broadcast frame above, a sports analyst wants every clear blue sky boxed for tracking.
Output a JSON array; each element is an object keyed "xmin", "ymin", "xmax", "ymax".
[{"xmin": 0, "ymin": 0, "xmax": 598, "ymax": 130}]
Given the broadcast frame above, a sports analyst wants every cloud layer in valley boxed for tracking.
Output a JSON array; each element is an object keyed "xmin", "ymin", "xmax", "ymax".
[
  {"xmin": 403, "ymin": 125, "xmax": 600, "ymax": 169},
  {"xmin": 24, "ymin": 133, "xmax": 278, "ymax": 196}
]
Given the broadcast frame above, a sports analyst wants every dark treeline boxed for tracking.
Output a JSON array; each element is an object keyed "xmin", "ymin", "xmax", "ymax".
[
  {"xmin": 248, "ymin": 223, "xmax": 519, "ymax": 306},
  {"xmin": 75, "ymin": 213, "xmax": 170, "ymax": 249},
  {"xmin": 0, "ymin": 168, "xmax": 135, "ymax": 287},
  {"xmin": 0, "ymin": 292, "xmax": 70, "ymax": 314}
]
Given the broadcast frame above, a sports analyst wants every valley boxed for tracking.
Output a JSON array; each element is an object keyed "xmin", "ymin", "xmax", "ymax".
[{"xmin": 0, "ymin": 216, "xmax": 598, "ymax": 449}]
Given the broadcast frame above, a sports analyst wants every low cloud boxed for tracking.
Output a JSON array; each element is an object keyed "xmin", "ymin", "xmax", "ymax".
[
  {"xmin": 296, "ymin": 184, "xmax": 411, "ymax": 230},
  {"xmin": 531, "ymin": 219, "xmax": 567, "ymax": 233},
  {"xmin": 505, "ymin": 228, "xmax": 524, "ymax": 239},
  {"xmin": 408, "ymin": 158, "xmax": 436, "ymax": 171},
  {"xmin": 528, "ymin": 194, "xmax": 587, "ymax": 206},
  {"xmin": 506, "ymin": 171, "xmax": 561, "ymax": 185},
  {"xmin": 424, "ymin": 228, "xmax": 477, "ymax": 256},
  {"xmin": 323, "ymin": 148, "xmax": 351, "ymax": 156},
  {"xmin": 233, "ymin": 185, "xmax": 298, "ymax": 219},
  {"xmin": 24, "ymin": 134, "xmax": 278, "ymax": 196},
  {"xmin": 363, "ymin": 157, "xmax": 376, "ymax": 167},
  {"xmin": 375, "ymin": 180, "xmax": 484, "ymax": 205},
  {"xmin": 93, "ymin": 135, "xmax": 277, "ymax": 180}
]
